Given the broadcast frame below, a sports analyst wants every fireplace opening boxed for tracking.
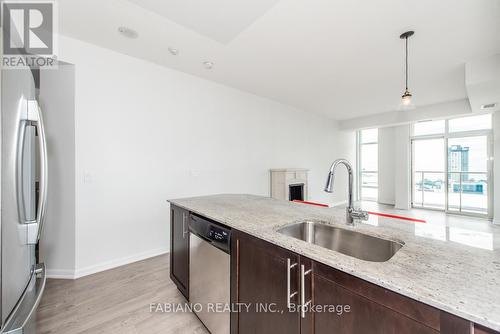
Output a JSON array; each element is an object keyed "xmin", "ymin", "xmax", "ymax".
[{"xmin": 289, "ymin": 184, "xmax": 304, "ymax": 201}]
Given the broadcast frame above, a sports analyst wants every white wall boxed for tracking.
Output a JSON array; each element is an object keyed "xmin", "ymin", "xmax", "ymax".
[
  {"xmin": 378, "ymin": 127, "xmax": 396, "ymax": 205},
  {"xmin": 377, "ymin": 125, "xmax": 411, "ymax": 209},
  {"xmin": 55, "ymin": 35, "xmax": 355, "ymax": 277},
  {"xmin": 394, "ymin": 125, "xmax": 411, "ymax": 210},
  {"xmin": 39, "ymin": 64, "xmax": 76, "ymax": 278}
]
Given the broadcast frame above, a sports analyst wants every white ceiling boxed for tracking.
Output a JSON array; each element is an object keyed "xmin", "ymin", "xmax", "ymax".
[
  {"xmin": 125, "ymin": 0, "xmax": 281, "ymax": 44},
  {"xmin": 58, "ymin": 0, "xmax": 500, "ymax": 120}
]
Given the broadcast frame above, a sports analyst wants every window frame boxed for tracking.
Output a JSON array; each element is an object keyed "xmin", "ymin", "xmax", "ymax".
[{"xmin": 357, "ymin": 129, "xmax": 379, "ymax": 202}]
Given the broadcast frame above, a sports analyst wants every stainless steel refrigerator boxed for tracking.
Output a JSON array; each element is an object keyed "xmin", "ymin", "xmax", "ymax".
[{"xmin": 0, "ymin": 65, "xmax": 47, "ymax": 333}]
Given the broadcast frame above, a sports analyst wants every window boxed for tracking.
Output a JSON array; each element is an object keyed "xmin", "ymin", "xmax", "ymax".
[
  {"xmin": 360, "ymin": 128, "xmax": 378, "ymax": 143},
  {"xmin": 412, "ymin": 138, "xmax": 446, "ymax": 210},
  {"xmin": 411, "ymin": 114, "xmax": 492, "ymax": 217},
  {"xmin": 358, "ymin": 129, "xmax": 378, "ymax": 201},
  {"xmin": 413, "ymin": 120, "xmax": 445, "ymax": 136},
  {"xmin": 448, "ymin": 114, "xmax": 492, "ymax": 133},
  {"xmin": 447, "ymin": 136, "xmax": 489, "ymax": 214}
]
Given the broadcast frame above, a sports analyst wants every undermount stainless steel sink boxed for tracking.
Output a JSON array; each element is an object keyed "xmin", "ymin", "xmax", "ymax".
[{"xmin": 277, "ymin": 221, "xmax": 403, "ymax": 262}]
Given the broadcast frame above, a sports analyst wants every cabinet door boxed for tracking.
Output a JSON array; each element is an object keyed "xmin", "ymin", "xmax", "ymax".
[
  {"xmin": 231, "ymin": 231, "xmax": 301, "ymax": 334},
  {"xmin": 475, "ymin": 324, "xmax": 500, "ymax": 334},
  {"xmin": 310, "ymin": 274, "xmax": 439, "ymax": 334},
  {"xmin": 170, "ymin": 205, "xmax": 189, "ymax": 298},
  {"xmin": 307, "ymin": 261, "xmax": 476, "ymax": 334}
]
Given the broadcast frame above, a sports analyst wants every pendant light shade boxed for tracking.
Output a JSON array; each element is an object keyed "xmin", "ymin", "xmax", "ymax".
[
  {"xmin": 399, "ymin": 31, "xmax": 415, "ymax": 110},
  {"xmin": 401, "ymin": 89, "xmax": 413, "ymax": 106}
]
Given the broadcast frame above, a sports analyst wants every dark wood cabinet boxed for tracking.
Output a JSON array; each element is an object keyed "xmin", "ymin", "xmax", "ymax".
[
  {"xmin": 170, "ymin": 205, "xmax": 189, "ymax": 298},
  {"xmin": 231, "ymin": 231, "xmax": 497, "ymax": 334},
  {"xmin": 307, "ymin": 262, "xmax": 439, "ymax": 334},
  {"xmin": 308, "ymin": 261, "xmax": 476, "ymax": 334},
  {"xmin": 475, "ymin": 324, "xmax": 500, "ymax": 334},
  {"xmin": 231, "ymin": 230, "xmax": 301, "ymax": 334},
  {"xmin": 310, "ymin": 275, "xmax": 438, "ymax": 334}
]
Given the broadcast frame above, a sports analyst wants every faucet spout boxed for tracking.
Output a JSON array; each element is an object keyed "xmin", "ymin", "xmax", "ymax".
[
  {"xmin": 325, "ymin": 159, "xmax": 353, "ymax": 209},
  {"xmin": 324, "ymin": 159, "xmax": 368, "ymax": 225}
]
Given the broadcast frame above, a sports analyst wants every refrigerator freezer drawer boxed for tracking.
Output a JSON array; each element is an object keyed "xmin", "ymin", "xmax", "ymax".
[{"xmin": 1, "ymin": 263, "xmax": 46, "ymax": 334}]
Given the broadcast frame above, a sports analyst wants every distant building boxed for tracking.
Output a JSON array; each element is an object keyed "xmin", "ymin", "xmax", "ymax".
[{"xmin": 448, "ymin": 145, "xmax": 469, "ymax": 182}]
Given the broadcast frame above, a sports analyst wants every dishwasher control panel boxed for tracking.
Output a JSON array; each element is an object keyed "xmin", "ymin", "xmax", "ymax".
[
  {"xmin": 209, "ymin": 227, "xmax": 229, "ymax": 243},
  {"xmin": 190, "ymin": 213, "xmax": 231, "ymax": 253}
]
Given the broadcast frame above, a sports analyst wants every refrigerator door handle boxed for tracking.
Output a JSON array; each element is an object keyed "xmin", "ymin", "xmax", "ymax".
[
  {"xmin": 1, "ymin": 263, "xmax": 47, "ymax": 334},
  {"xmin": 16, "ymin": 119, "xmax": 29, "ymax": 225},
  {"xmin": 16, "ymin": 100, "xmax": 48, "ymax": 245}
]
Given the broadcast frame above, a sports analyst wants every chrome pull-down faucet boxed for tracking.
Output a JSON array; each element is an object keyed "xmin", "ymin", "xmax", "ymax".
[{"xmin": 324, "ymin": 159, "xmax": 369, "ymax": 225}]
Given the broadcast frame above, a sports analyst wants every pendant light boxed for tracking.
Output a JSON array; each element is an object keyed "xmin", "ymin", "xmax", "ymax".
[{"xmin": 400, "ymin": 31, "xmax": 415, "ymax": 110}]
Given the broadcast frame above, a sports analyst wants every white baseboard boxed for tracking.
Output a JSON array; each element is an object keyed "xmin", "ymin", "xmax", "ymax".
[
  {"xmin": 46, "ymin": 247, "xmax": 169, "ymax": 280},
  {"xmin": 377, "ymin": 200, "xmax": 396, "ymax": 206},
  {"xmin": 329, "ymin": 200, "xmax": 347, "ymax": 207},
  {"xmin": 74, "ymin": 247, "xmax": 169, "ymax": 279},
  {"xmin": 46, "ymin": 269, "xmax": 76, "ymax": 279},
  {"xmin": 493, "ymin": 219, "xmax": 500, "ymax": 226}
]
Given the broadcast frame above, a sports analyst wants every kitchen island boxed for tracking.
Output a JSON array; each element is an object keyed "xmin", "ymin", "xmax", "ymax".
[{"xmin": 168, "ymin": 194, "xmax": 500, "ymax": 333}]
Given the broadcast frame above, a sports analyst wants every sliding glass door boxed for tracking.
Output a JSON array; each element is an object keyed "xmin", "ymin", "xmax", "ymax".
[
  {"xmin": 412, "ymin": 138, "xmax": 446, "ymax": 210},
  {"xmin": 447, "ymin": 136, "xmax": 489, "ymax": 215},
  {"xmin": 411, "ymin": 114, "xmax": 492, "ymax": 218}
]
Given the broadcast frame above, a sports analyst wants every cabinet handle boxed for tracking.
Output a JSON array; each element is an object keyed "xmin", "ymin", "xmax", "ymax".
[
  {"xmin": 286, "ymin": 258, "xmax": 298, "ymax": 310},
  {"xmin": 301, "ymin": 264, "xmax": 312, "ymax": 318},
  {"xmin": 182, "ymin": 213, "xmax": 189, "ymax": 239}
]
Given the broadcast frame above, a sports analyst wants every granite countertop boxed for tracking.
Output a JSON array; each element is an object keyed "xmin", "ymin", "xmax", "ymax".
[{"xmin": 168, "ymin": 194, "xmax": 500, "ymax": 331}]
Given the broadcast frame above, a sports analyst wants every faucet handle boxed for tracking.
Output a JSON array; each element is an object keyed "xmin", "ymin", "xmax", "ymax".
[{"xmin": 350, "ymin": 209, "xmax": 369, "ymax": 221}]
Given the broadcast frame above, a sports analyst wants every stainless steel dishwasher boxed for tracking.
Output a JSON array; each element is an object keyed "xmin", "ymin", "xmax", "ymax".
[{"xmin": 189, "ymin": 214, "xmax": 231, "ymax": 334}]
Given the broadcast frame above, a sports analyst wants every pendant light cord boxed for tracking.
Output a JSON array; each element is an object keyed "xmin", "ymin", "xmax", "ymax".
[{"xmin": 405, "ymin": 36, "xmax": 409, "ymax": 91}]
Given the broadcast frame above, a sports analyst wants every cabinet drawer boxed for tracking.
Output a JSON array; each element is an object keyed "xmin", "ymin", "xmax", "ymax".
[{"xmin": 312, "ymin": 274, "xmax": 438, "ymax": 334}]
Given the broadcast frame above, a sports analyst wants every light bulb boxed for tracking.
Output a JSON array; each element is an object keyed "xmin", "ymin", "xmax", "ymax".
[
  {"xmin": 400, "ymin": 90, "xmax": 415, "ymax": 110},
  {"xmin": 402, "ymin": 95, "xmax": 412, "ymax": 106}
]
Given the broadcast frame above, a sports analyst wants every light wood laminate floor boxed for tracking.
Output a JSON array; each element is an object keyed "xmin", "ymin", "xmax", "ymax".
[{"xmin": 35, "ymin": 255, "xmax": 208, "ymax": 334}]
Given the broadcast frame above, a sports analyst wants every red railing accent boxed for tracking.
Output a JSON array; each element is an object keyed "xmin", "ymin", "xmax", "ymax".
[
  {"xmin": 367, "ymin": 211, "xmax": 426, "ymax": 223},
  {"xmin": 292, "ymin": 200, "xmax": 426, "ymax": 223},
  {"xmin": 292, "ymin": 200, "xmax": 329, "ymax": 207}
]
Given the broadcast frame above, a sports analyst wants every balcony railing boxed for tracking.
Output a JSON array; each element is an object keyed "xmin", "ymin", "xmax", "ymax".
[
  {"xmin": 360, "ymin": 171, "xmax": 378, "ymax": 200},
  {"xmin": 413, "ymin": 170, "xmax": 488, "ymax": 214}
]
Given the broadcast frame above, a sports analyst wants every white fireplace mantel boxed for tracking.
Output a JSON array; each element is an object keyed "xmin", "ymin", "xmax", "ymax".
[{"xmin": 270, "ymin": 168, "xmax": 309, "ymax": 201}]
